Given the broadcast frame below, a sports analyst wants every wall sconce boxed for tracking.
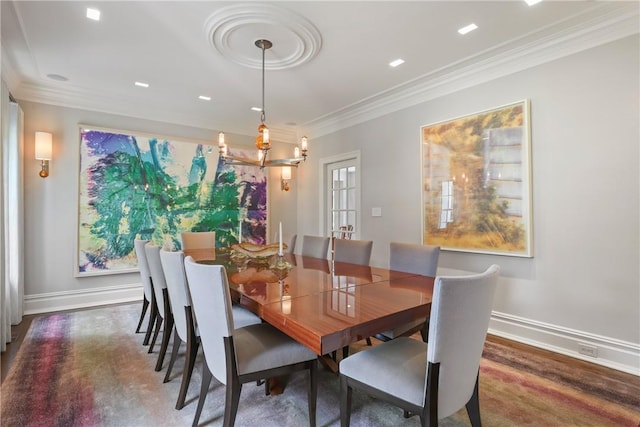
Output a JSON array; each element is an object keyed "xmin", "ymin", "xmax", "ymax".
[
  {"xmin": 35, "ymin": 131, "xmax": 53, "ymax": 178},
  {"xmin": 281, "ymin": 166, "xmax": 292, "ymax": 191}
]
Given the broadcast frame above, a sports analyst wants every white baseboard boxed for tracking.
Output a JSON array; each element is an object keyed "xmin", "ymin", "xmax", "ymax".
[
  {"xmin": 490, "ymin": 311, "xmax": 640, "ymax": 376},
  {"xmin": 24, "ymin": 283, "xmax": 142, "ymax": 315}
]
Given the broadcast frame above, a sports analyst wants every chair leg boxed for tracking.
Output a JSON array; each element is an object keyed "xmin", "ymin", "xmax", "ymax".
[
  {"xmin": 192, "ymin": 361, "xmax": 213, "ymax": 427},
  {"xmin": 176, "ymin": 337, "xmax": 199, "ymax": 409},
  {"xmin": 164, "ymin": 326, "xmax": 181, "ymax": 383},
  {"xmin": 148, "ymin": 315, "xmax": 163, "ymax": 353},
  {"xmin": 365, "ymin": 337, "xmax": 372, "ymax": 346},
  {"xmin": 308, "ymin": 360, "xmax": 317, "ymax": 427},
  {"xmin": 143, "ymin": 288, "xmax": 158, "ymax": 345},
  {"xmin": 373, "ymin": 333, "xmax": 392, "ymax": 343},
  {"xmin": 135, "ymin": 297, "xmax": 149, "ymax": 333},
  {"xmin": 155, "ymin": 292, "xmax": 174, "ymax": 371},
  {"xmin": 465, "ymin": 373, "xmax": 481, "ymax": 427},
  {"xmin": 420, "ymin": 321, "xmax": 430, "ymax": 342},
  {"xmin": 223, "ymin": 377, "xmax": 242, "ymax": 427},
  {"xmin": 340, "ymin": 375, "xmax": 352, "ymax": 427}
]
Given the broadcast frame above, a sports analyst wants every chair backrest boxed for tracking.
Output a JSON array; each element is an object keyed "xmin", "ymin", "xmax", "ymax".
[
  {"xmin": 288, "ymin": 234, "xmax": 297, "ymax": 254},
  {"xmin": 159, "ymin": 249, "xmax": 190, "ymax": 341},
  {"xmin": 144, "ymin": 243, "xmax": 168, "ymax": 318},
  {"xmin": 184, "ymin": 256, "xmax": 234, "ymax": 385},
  {"xmin": 301, "ymin": 235, "xmax": 330, "ymax": 259},
  {"xmin": 180, "ymin": 231, "xmax": 216, "ymax": 250},
  {"xmin": 427, "ymin": 264, "xmax": 500, "ymax": 419},
  {"xmin": 134, "ymin": 239, "xmax": 153, "ymax": 300},
  {"xmin": 389, "ymin": 242, "xmax": 440, "ymax": 277},
  {"xmin": 334, "ymin": 239, "xmax": 373, "ymax": 266}
]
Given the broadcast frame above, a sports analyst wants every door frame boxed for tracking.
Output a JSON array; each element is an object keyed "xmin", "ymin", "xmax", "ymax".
[{"xmin": 318, "ymin": 150, "xmax": 361, "ymax": 238}]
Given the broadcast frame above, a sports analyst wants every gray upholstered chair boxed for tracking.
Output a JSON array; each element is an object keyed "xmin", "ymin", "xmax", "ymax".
[
  {"xmin": 180, "ymin": 231, "xmax": 216, "ymax": 250},
  {"xmin": 340, "ymin": 264, "xmax": 500, "ymax": 427},
  {"xmin": 333, "ymin": 239, "xmax": 373, "ymax": 265},
  {"xmin": 376, "ymin": 242, "xmax": 440, "ymax": 342},
  {"xmin": 159, "ymin": 249, "xmax": 261, "ymax": 410},
  {"xmin": 301, "ymin": 235, "xmax": 330, "ymax": 259},
  {"xmin": 134, "ymin": 239, "xmax": 156, "ymax": 345},
  {"xmin": 144, "ymin": 243, "xmax": 174, "ymax": 371},
  {"xmin": 184, "ymin": 257, "xmax": 318, "ymax": 427}
]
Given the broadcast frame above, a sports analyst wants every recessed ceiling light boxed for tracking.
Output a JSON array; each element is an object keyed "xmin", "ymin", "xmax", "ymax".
[
  {"xmin": 251, "ymin": 107, "xmax": 262, "ymax": 112},
  {"xmin": 86, "ymin": 8, "xmax": 101, "ymax": 21},
  {"xmin": 525, "ymin": 0, "xmax": 543, "ymax": 5},
  {"xmin": 198, "ymin": 95, "xmax": 211, "ymax": 101},
  {"xmin": 389, "ymin": 59, "xmax": 405, "ymax": 68},
  {"xmin": 458, "ymin": 23, "xmax": 478, "ymax": 35},
  {"xmin": 134, "ymin": 81, "xmax": 149, "ymax": 88}
]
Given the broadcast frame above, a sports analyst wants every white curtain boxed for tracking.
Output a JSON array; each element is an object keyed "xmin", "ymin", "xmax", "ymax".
[{"xmin": 1, "ymin": 78, "xmax": 24, "ymax": 352}]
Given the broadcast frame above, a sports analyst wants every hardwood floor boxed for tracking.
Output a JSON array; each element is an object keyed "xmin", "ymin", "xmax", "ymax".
[{"xmin": 1, "ymin": 312, "xmax": 36, "ymax": 383}]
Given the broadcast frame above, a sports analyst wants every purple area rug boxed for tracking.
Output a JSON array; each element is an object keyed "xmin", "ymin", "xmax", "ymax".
[{"xmin": 1, "ymin": 304, "xmax": 638, "ymax": 426}]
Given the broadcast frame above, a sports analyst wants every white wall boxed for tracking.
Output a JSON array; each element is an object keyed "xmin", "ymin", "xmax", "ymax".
[
  {"xmin": 298, "ymin": 36, "xmax": 639, "ymax": 373},
  {"xmin": 20, "ymin": 101, "xmax": 296, "ymax": 311}
]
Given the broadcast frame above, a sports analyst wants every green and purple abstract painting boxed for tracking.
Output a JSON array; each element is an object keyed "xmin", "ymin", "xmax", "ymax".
[{"xmin": 77, "ymin": 126, "xmax": 267, "ymax": 276}]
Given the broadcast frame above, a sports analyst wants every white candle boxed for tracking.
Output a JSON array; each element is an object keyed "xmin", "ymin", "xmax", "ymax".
[
  {"xmin": 238, "ymin": 221, "xmax": 242, "ymax": 243},
  {"xmin": 278, "ymin": 222, "xmax": 283, "ymax": 255}
]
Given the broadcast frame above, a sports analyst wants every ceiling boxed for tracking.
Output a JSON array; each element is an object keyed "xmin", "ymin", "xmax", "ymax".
[{"xmin": 2, "ymin": 1, "xmax": 638, "ymax": 143}]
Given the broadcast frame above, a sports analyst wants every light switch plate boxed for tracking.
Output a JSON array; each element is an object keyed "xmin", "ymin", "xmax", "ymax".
[{"xmin": 371, "ymin": 207, "xmax": 382, "ymax": 217}]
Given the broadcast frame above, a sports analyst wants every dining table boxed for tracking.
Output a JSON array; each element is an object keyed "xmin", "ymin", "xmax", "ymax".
[{"xmin": 184, "ymin": 247, "xmax": 434, "ymax": 370}]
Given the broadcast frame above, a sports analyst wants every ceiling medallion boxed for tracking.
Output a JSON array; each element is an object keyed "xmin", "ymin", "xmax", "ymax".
[{"xmin": 205, "ymin": 3, "xmax": 322, "ymax": 70}]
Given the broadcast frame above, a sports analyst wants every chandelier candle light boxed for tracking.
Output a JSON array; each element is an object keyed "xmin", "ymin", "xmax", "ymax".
[{"xmin": 217, "ymin": 39, "xmax": 309, "ymax": 168}]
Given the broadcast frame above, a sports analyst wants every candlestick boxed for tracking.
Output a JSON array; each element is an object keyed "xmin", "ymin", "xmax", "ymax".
[
  {"xmin": 278, "ymin": 222, "xmax": 283, "ymax": 256},
  {"xmin": 238, "ymin": 221, "xmax": 242, "ymax": 243}
]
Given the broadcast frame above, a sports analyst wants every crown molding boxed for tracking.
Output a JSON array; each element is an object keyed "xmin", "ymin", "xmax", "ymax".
[
  {"xmin": 0, "ymin": 47, "xmax": 20, "ymax": 90},
  {"xmin": 305, "ymin": 3, "xmax": 640, "ymax": 138}
]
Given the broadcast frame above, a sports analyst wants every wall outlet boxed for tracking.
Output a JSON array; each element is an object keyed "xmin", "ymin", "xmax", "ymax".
[{"xmin": 578, "ymin": 342, "xmax": 598, "ymax": 358}]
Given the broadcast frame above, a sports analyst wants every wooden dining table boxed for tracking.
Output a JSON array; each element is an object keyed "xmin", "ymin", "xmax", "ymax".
[{"xmin": 184, "ymin": 248, "xmax": 435, "ymax": 361}]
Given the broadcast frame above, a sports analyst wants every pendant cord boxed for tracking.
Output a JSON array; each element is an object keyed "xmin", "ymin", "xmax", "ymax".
[{"xmin": 261, "ymin": 42, "xmax": 266, "ymax": 124}]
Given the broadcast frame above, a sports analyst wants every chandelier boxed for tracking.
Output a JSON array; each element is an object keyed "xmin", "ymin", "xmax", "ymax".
[{"xmin": 217, "ymin": 39, "xmax": 309, "ymax": 169}]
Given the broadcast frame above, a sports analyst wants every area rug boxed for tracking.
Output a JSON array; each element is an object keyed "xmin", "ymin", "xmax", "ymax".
[{"xmin": 1, "ymin": 304, "xmax": 638, "ymax": 426}]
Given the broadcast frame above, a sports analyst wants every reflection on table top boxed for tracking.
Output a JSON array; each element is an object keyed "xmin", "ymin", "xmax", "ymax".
[{"xmin": 184, "ymin": 248, "xmax": 434, "ymax": 355}]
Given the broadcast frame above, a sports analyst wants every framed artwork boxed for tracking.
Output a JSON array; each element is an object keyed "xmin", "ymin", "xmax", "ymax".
[
  {"xmin": 76, "ymin": 125, "xmax": 267, "ymax": 276},
  {"xmin": 421, "ymin": 100, "xmax": 533, "ymax": 257}
]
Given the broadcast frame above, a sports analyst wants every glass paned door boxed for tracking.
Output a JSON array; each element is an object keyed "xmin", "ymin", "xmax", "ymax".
[{"xmin": 327, "ymin": 160, "xmax": 358, "ymax": 239}]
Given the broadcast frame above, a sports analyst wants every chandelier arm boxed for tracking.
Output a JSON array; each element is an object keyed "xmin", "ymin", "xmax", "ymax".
[{"xmin": 221, "ymin": 155, "xmax": 262, "ymax": 167}]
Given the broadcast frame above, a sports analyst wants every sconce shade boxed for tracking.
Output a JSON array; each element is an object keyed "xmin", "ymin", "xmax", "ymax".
[
  {"xmin": 281, "ymin": 166, "xmax": 292, "ymax": 180},
  {"xmin": 35, "ymin": 132, "xmax": 53, "ymax": 160}
]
